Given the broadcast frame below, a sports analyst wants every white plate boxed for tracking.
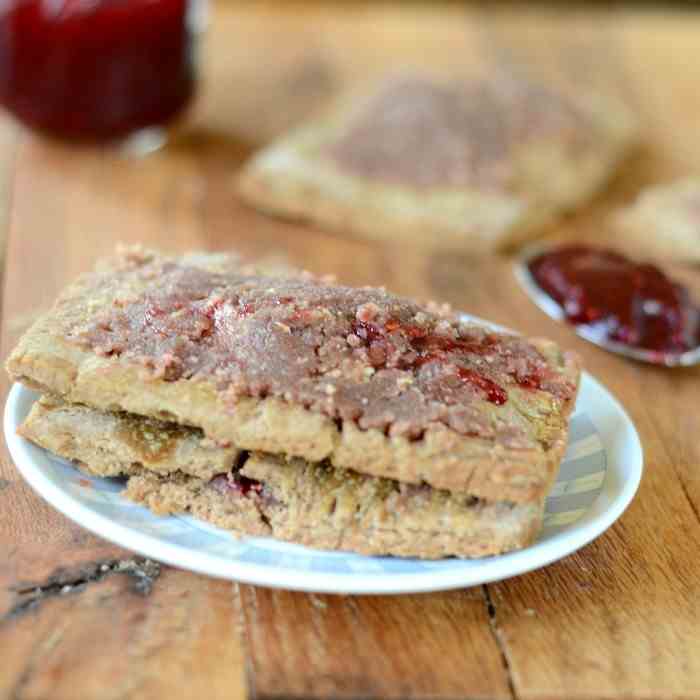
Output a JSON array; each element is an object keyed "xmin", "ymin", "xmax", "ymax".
[
  {"xmin": 5, "ymin": 305, "xmax": 643, "ymax": 596},
  {"xmin": 5, "ymin": 373, "xmax": 642, "ymax": 594}
]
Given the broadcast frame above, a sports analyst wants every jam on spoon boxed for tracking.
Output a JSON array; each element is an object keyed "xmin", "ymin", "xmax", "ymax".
[
  {"xmin": 527, "ymin": 245, "xmax": 700, "ymax": 356},
  {"xmin": 0, "ymin": 0, "xmax": 196, "ymax": 141}
]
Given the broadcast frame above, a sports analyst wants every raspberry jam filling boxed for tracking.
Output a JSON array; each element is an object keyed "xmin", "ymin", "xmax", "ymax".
[
  {"xmin": 210, "ymin": 473, "xmax": 262, "ymax": 497},
  {"xmin": 528, "ymin": 245, "xmax": 700, "ymax": 354}
]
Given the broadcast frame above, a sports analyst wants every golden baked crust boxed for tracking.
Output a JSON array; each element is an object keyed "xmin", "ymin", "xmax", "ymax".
[
  {"xmin": 238, "ymin": 72, "xmax": 637, "ymax": 253},
  {"xmin": 614, "ymin": 177, "xmax": 700, "ymax": 263},
  {"xmin": 6, "ymin": 247, "xmax": 580, "ymax": 503},
  {"xmin": 126, "ymin": 461, "xmax": 543, "ymax": 559},
  {"xmin": 18, "ymin": 394, "xmax": 239, "ymax": 480}
]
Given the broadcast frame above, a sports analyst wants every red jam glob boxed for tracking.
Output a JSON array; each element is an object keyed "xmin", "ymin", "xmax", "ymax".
[
  {"xmin": 0, "ymin": 0, "xmax": 196, "ymax": 141},
  {"xmin": 211, "ymin": 473, "xmax": 263, "ymax": 498},
  {"xmin": 351, "ymin": 318, "xmax": 543, "ymax": 406},
  {"xmin": 528, "ymin": 245, "xmax": 700, "ymax": 355}
]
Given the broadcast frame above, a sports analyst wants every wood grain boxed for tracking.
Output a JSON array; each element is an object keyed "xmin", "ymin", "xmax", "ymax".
[
  {"xmin": 239, "ymin": 586, "xmax": 512, "ymax": 700},
  {"xmin": 1, "ymin": 3, "xmax": 699, "ymax": 700}
]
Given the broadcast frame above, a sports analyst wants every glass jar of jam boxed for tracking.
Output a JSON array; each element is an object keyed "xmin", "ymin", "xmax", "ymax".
[{"xmin": 0, "ymin": 0, "xmax": 203, "ymax": 148}]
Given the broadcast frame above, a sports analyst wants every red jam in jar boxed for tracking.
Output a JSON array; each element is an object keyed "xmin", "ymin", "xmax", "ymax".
[
  {"xmin": 0, "ymin": 0, "xmax": 196, "ymax": 141},
  {"xmin": 528, "ymin": 245, "xmax": 700, "ymax": 354}
]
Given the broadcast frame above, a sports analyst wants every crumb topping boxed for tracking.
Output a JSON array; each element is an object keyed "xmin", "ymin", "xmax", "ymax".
[{"xmin": 66, "ymin": 258, "xmax": 577, "ymax": 440}]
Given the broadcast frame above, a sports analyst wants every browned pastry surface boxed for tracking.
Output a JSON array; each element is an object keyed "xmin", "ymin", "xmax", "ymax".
[{"xmin": 19, "ymin": 394, "xmax": 239, "ymax": 480}]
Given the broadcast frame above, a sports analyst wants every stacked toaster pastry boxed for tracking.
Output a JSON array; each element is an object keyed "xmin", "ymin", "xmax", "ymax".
[{"xmin": 7, "ymin": 247, "xmax": 581, "ymax": 559}]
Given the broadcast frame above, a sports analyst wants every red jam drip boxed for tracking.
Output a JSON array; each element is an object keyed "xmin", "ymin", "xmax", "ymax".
[
  {"xmin": 514, "ymin": 374, "xmax": 542, "ymax": 390},
  {"xmin": 410, "ymin": 332, "xmax": 497, "ymax": 356},
  {"xmin": 0, "ymin": 0, "xmax": 195, "ymax": 140},
  {"xmin": 387, "ymin": 322, "xmax": 541, "ymax": 392},
  {"xmin": 234, "ymin": 475, "xmax": 263, "ymax": 497},
  {"xmin": 352, "ymin": 319, "xmax": 387, "ymax": 344},
  {"xmin": 237, "ymin": 297, "xmax": 295, "ymax": 317},
  {"xmin": 456, "ymin": 368, "xmax": 508, "ymax": 405},
  {"xmin": 351, "ymin": 319, "xmax": 509, "ymax": 405},
  {"xmin": 211, "ymin": 474, "xmax": 262, "ymax": 497},
  {"xmin": 528, "ymin": 246, "xmax": 700, "ymax": 354}
]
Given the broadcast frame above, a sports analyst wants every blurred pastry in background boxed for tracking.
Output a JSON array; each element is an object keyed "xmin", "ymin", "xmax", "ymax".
[
  {"xmin": 614, "ymin": 177, "xmax": 700, "ymax": 263},
  {"xmin": 238, "ymin": 71, "xmax": 637, "ymax": 253}
]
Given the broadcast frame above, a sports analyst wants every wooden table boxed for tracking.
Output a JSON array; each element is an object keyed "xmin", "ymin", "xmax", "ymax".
[{"xmin": 1, "ymin": 3, "xmax": 699, "ymax": 699}]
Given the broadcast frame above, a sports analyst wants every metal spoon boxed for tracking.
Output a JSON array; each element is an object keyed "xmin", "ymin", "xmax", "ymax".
[{"xmin": 514, "ymin": 245, "xmax": 700, "ymax": 367}]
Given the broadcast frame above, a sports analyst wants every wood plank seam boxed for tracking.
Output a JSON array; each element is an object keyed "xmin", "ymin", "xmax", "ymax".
[{"xmin": 483, "ymin": 586, "xmax": 517, "ymax": 700}]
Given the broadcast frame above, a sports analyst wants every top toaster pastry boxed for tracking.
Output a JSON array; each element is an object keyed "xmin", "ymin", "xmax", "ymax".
[{"xmin": 6, "ymin": 246, "xmax": 581, "ymax": 503}]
